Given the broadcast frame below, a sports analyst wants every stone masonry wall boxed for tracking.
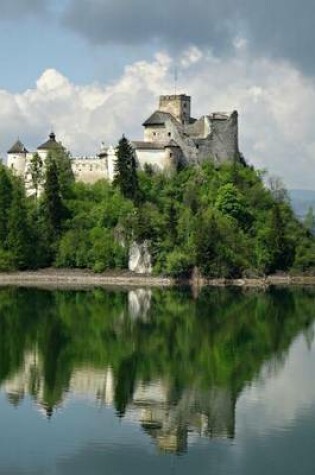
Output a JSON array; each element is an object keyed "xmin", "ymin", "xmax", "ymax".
[
  {"xmin": 161, "ymin": 111, "xmax": 240, "ymax": 166},
  {"xmin": 159, "ymin": 95, "xmax": 191, "ymax": 124}
]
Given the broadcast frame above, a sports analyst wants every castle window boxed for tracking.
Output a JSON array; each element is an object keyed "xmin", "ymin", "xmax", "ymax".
[
  {"xmin": 168, "ymin": 132, "xmax": 171, "ymax": 137},
  {"xmin": 169, "ymin": 153, "xmax": 173, "ymax": 158}
]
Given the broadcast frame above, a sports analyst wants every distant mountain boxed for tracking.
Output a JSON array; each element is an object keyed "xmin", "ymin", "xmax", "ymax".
[{"xmin": 289, "ymin": 189, "xmax": 315, "ymax": 219}]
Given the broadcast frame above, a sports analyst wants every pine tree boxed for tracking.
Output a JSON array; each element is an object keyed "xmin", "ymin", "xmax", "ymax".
[
  {"xmin": 0, "ymin": 165, "xmax": 13, "ymax": 247},
  {"xmin": 47, "ymin": 148, "xmax": 74, "ymax": 199},
  {"xmin": 114, "ymin": 135, "xmax": 139, "ymax": 202},
  {"xmin": 7, "ymin": 179, "xmax": 32, "ymax": 269},
  {"xmin": 42, "ymin": 158, "xmax": 66, "ymax": 239}
]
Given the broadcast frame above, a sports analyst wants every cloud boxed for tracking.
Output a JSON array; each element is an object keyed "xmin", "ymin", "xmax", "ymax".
[
  {"xmin": 238, "ymin": 332, "xmax": 315, "ymax": 437},
  {"xmin": 62, "ymin": 0, "xmax": 234, "ymax": 50},
  {"xmin": 62, "ymin": 0, "xmax": 315, "ymax": 75},
  {"xmin": 0, "ymin": 54, "xmax": 171, "ymax": 157},
  {"xmin": 0, "ymin": 0, "xmax": 47, "ymax": 19},
  {"xmin": 1, "ymin": 48, "xmax": 315, "ymax": 189}
]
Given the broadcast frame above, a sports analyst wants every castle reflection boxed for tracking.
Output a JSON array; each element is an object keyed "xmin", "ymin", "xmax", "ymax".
[{"xmin": 0, "ymin": 286, "xmax": 314, "ymax": 453}]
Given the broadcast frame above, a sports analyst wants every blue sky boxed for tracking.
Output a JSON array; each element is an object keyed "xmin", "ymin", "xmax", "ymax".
[
  {"xmin": 0, "ymin": 0, "xmax": 315, "ymax": 189},
  {"xmin": 0, "ymin": 11, "xmax": 154, "ymax": 92}
]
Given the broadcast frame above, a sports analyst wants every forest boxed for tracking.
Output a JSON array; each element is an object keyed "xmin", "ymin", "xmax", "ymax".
[{"xmin": 0, "ymin": 136, "xmax": 314, "ymax": 277}]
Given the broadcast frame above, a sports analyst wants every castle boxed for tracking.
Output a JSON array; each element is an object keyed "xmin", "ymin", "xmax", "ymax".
[{"xmin": 7, "ymin": 94, "xmax": 240, "ymax": 192}]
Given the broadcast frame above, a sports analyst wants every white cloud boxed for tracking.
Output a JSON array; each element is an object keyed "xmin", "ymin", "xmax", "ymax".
[
  {"xmin": 180, "ymin": 47, "xmax": 203, "ymax": 68},
  {"xmin": 1, "ymin": 49, "xmax": 315, "ymax": 189},
  {"xmin": 237, "ymin": 330, "xmax": 315, "ymax": 438}
]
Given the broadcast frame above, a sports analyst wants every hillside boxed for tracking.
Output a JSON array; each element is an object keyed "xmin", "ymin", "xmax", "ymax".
[{"xmin": 0, "ymin": 146, "xmax": 315, "ymax": 277}]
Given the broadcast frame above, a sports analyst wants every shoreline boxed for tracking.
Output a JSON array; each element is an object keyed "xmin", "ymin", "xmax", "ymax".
[{"xmin": 0, "ymin": 269, "xmax": 314, "ymax": 290}]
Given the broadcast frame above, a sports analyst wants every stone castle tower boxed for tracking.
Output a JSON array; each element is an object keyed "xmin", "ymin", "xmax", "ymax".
[
  {"xmin": 133, "ymin": 93, "xmax": 240, "ymax": 171},
  {"xmin": 158, "ymin": 94, "xmax": 191, "ymax": 125},
  {"xmin": 7, "ymin": 139, "xmax": 28, "ymax": 175}
]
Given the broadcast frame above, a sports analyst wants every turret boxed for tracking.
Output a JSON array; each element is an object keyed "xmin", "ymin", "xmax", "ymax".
[
  {"xmin": 7, "ymin": 139, "xmax": 28, "ymax": 177},
  {"xmin": 37, "ymin": 131, "xmax": 63, "ymax": 160}
]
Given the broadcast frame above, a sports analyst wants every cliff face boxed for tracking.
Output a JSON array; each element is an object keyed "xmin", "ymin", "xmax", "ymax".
[{"xmin": 128, "ymin": 241, "xmax": 153, "ymax": 274}]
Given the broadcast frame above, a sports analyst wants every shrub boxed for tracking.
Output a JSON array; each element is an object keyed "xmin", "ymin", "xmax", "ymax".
[
  {"xmin": 165, "ymin": 249, "xmax": 194, "ymax": 278},
  {"xmin": 0, "ymin": 249, "xmax": 15, "ymax": 271}
]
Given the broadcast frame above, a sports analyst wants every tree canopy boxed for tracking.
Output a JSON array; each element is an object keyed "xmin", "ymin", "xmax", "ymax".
[{"xmin": 0, "ymin": 144, "xmax": 314, "ymax": 276}]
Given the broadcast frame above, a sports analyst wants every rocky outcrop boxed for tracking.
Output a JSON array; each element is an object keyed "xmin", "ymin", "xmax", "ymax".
[{"xmin": 128, "ymin": 241, "xmax": 153, "ymax": 274}]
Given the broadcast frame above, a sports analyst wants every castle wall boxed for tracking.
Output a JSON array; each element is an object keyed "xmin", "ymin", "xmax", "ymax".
[
  {"xmin": 144, "ymin": 126, "xmax": 171, "ymax": 142},
  {"xmin": 205, "ymin": 111, "xmax": 239, "ymax": 164},
  {"xmin": 7, "ymin": 153, "xmax": 26, "ymax": 176},
  {"xmin": 71, "ymin": 158, "xmax": 109, "ymax": 184},
  {"xmin": 184, "ymin": 116, "xmax": 211, "ymax": 139},
  {"xmin": 135, "ymin": 149, "xmax": 171, "ymax": 172},
  {"xmin": 160, "ymin": 112, "xmax": 239, "ymax": 166},
  {"xmin": 164, "ymin": 146, "xmax": 183, "ymax": 170},
  {"xmin": 37, "ymin": 150, "xmax": 48, "ymax": 161},
  {"xmin": 165, "ymin": 119, "xmax": 199, "ymax": 164},
  {"xmin": 105, "ymin": 146, "xmax": 117, "ymax": 182}
]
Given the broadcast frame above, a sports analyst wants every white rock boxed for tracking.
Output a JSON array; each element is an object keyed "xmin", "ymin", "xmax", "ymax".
[{"xmin": 128, "ymin": 241, "xmax": 152, "ymax": 274}]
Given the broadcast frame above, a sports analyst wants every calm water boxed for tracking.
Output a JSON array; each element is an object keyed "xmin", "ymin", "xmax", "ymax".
[{"xmin": 0, "ymin": 286, "xmax": 315, "ymax": 474}]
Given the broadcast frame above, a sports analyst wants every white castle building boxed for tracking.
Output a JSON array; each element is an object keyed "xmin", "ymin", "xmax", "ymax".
[
  {"xmin": 7, "ymin": 94, "xmax": 240, "ymax": 191},
  {"xmin": 7, "ymin": 132, "xmax": 117, "ymax": 192}
]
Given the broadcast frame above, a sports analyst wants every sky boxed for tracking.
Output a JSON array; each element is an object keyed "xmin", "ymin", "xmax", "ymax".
[{"xmin": 0, "ymin": 0, "xmax": 315, "ymax": 189}]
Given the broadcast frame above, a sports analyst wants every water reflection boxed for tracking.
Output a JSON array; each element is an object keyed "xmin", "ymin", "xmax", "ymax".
[{"xmin": 0, "ymin": 286, "xmax": 314, "ymax": 454}]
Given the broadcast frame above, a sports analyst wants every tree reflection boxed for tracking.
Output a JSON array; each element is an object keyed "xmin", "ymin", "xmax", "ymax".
[{"xmin": 0, "ymin": 286, "xmax": 314, "ymax": 452}]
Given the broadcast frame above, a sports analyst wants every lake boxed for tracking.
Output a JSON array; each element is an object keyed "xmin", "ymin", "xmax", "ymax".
[{"xmin": 0, "ymin": 286, "xmax": 314, "ymax": 474}]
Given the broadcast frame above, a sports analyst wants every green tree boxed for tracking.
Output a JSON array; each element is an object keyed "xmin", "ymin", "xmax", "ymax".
[
  {"xmin": 114, "ymin": 135, "xmax": 139, "ymax": 202},
  {"xmin": 42, "ymin": 158, "xmax": 67, "ymax": 241},
  {"xmin": 0, "ymin": 165, "xmax": 13, "ymax": 247},
  {"xmin": 195, "ymin": 212, "xmax": 222, "ymax": 277},
  {"xmin": 256, "ymin": 204, "xmax": 295, "ymax": 274},
  {"xmin": 46, "ymin": 148, "xmax": 74, "ymax": 199},
  {"xmin": 165, "ymin": 248, "xmax": 194, "ymax": 277},
  {"xmin": 304, "ymin": 206, "xmax": 315, "ymax": 233},
  {"xmin": 215, "ymin": 183, "xmax": 252, "ymax": 229},
  {"xmin": 7, "ymin": 179, "xmax": 32, "ymax": 269}
]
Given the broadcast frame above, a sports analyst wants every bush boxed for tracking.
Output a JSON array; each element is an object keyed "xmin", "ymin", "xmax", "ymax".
[
  {"xmin": 0, "ymin": 249, "xmax": 15, "ymax": 271},
  {"xmin": 56, "ymin": 229, "xmax": 90, "ymax": 268},
  {"xmin": 165, "ymin": 249, "xmax": 194, "ymax": 278},
  {"xmin": 88, "ymin": 228, "xmax": 127, "ymax": 272}
]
